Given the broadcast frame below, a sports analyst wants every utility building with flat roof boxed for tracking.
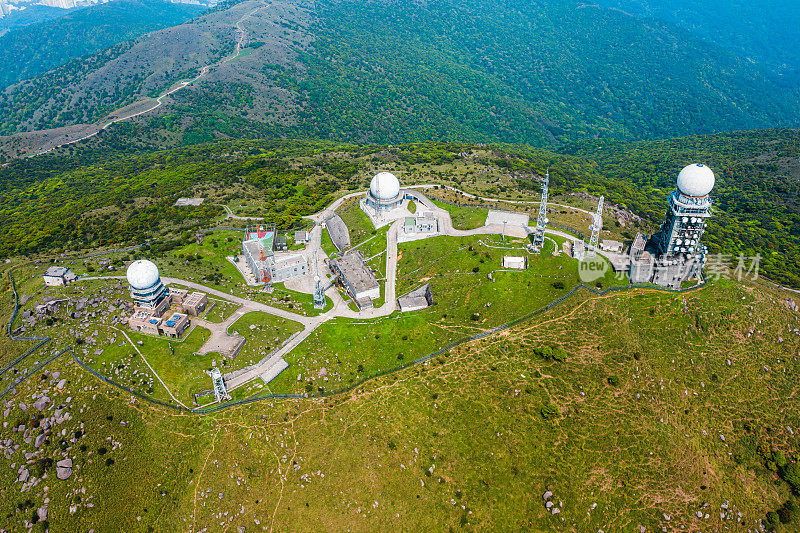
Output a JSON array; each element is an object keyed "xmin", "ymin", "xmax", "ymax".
[{"xmin": 330, "ymin": 251, "xmax": 380, "ymax": 308}]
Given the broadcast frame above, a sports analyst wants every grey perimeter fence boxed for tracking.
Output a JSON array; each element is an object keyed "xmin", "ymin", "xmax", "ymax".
[{"xmin": 4, "ymin": 259, "xmax": 706, "ymax": 415}]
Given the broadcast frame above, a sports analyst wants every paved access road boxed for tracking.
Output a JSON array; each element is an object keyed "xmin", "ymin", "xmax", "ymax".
[{"xmin": 81, "ymin": 186, "xmax": 606, "ymax": 392}]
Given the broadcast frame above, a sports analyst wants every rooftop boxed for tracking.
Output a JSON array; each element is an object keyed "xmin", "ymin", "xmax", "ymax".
[
  {"xmin": 44, "ymin": 266, "xmax": 70, "ymax": 277},
  {"xmin": 331, "ymin": 252, "xmax": 379, "ymax": 295}
]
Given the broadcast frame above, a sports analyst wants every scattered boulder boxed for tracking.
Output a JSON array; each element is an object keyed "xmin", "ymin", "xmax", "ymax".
[
  {"xmin": 551, "ymin": 507, "xmax": 561, "ymax": 515},
  {"xmin": 543, "ymin": 490, "xmax": 552, "ymax": 500},
  {"xmin": 56, "ymin": 458, "xmax": 73, "ymax": 480},
  {"xmin": 33, "ymin": 395, "xmax": 51, "ymax": 412}
]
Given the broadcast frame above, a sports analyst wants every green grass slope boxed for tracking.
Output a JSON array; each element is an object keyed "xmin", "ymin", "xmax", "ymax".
[
  {"xmin": 1, "ymin": 270, "xmax": 799, "ymax": 531},
  {"xmin": 0, "ymin": 0, "xmax": 205, "ymax": 90}
]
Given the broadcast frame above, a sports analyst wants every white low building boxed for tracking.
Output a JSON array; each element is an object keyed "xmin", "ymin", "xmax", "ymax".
[
  {"xmin": 404, "ymin": 212, "xmax": 438, "ymax": 234},
  {"xmin": 271, "ymin": 254, "xmax": 308, "ymax": 283},
  {"xmin": 502, "ymin": 256, "xmax": 527, "ymax": 270},
  {"xmin": 43, "ymin": 266, "xmax": 78, "ymax": 286},
  {"xmin": 600, "ymin": 239, "xmax": 624, "ymax": 253}
]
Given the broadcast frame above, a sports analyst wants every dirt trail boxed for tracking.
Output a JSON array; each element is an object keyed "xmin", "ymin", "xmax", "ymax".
[{"xmin": 34, "ymin": 1, "xmax": 268, "ymax": 157}]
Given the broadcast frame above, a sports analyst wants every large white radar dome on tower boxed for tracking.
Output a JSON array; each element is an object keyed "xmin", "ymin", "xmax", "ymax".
[
  {"xmin": 677, "ymin": 163, "xmax": 715, "ymax": 197},
  {"xmin": 370, "ymin": 172, "xmax": 401, "ymax": 201},
  {"xmin": 126, "ymin": 259, "xmax": 160, "ymax": 290}
]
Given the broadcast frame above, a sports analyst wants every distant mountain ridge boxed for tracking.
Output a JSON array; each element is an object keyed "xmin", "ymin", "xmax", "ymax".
[
  {"xmin": 0, "ymin": 0, "xmax": 206, "ymax": 89},
  {"xmin": 593, "ymin": 0, "xmax": 800, "ymax": 82},
  {"xmin": 0, "ymin": 0, "xmax": 798, "ymax": 147}
]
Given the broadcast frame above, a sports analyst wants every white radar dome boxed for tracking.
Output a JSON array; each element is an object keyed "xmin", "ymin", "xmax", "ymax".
[
  {"xmin": 126, "ymin": 259, "xmax": 160, "ymax": 290},
  {"xmin": 677, "ymin": 163, "xmax": 715, "ymax": 197},
  {"xmin": 370, "ymin": 172, "xmax": 401, "ymax": 201}
]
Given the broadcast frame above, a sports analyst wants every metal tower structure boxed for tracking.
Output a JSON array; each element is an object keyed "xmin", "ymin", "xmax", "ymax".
[
  {"xmin": 588, "ymin": 196, "xmax": 604, "ymax": 256},
  {"xmin": 312, "ymin": 250, "xmax": 327, "ymax": 309},
  {"xmin": 532, "ymin": 171, "xmax": 549, "ymax": 251}
]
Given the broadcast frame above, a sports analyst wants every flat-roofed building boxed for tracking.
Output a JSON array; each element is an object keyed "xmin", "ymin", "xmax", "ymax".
[
  {"xmin": 161, "ymin": 312, "xmax": 190, "ymax": 338},
  {"xmin": 294, "ymin": 230, "xmax": 310, "ymax": 244},
  {"xmin": 502, "ymin": 256, "xmax": 528, "ymax": 270},
  {"xmin": 600, "ymin": 239, "xmax": 624, "ymax": 253},
  {"xmin": 330, "ymin": 251, "xmax": 380, "ymax": 307},
  {"xmin": 181, "ymin": 292, "xmax": 208, "ymax": 316},
  {"xmin": 169, "ymin": 288, "xmax": 189, "ymax": 303},
  {"xmin": 242, "ymin": 238, "xmax": 273, "ymax": 283},
  {"xmin": 398, "ymin": 283, "xmax": 434, "ymax": 312},
  {"xmin": 271, "ymin": 254, "xmax": 308, "ymax": 283},
  {"xmin": 403, "ymin": 212, "xmax": 438, "ymax": 234},
  {"xmin": 43, "ymin": 266, "xmax": 78, "ymax": 286},
  {"xmin": 129, "ymin": 310, "xmax": 162, "ymax": 336}
]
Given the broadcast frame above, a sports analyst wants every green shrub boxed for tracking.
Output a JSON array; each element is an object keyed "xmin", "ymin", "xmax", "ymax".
[
  {"xmin": 607, "ymin": 375, "xmax": 621, "ymax": 387},
  {"xmin": 766, "ymin": 511, "xmax": 780, "ymax": 528},
  {"xmin": 778, "ymin": 500, "xmax": 798, "ymax": 524},
  {"xmin": 773, "ymin": 450, "xmax": 788, "ymax": 469},
  {"xmin": 782, "ymin": 462, "xmax": 800, "ymax": 492},
  {"xmin": 540, "ymin": 404, "xmax": 559, "ymax": 420}
]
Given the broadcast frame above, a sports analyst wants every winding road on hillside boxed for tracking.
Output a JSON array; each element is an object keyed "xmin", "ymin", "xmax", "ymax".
[{"xmin": 34, "ymin": 2, "xmax": 269, "ymax": 157}]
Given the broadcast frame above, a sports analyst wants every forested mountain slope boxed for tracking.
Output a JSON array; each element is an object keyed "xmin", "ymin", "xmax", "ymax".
[
  {"xmin": 1, "ymin": 0, "xmax": 798, "ymax": 147},
  {"xmin": 292, "ymin": 0, "xmax": 800, "ymax": 145},
  {"xmin": 594, "ymin": 0, "xmax": 800, "ymax": 82},
  {"xmin": 2, "ymin": 130, "xmax": 800, "ymax": 285},
  {"xmin": 0, "ymin": 0, "xmax": 310, "ymax": 136},
  {"xmin": 0, "ymin": 0, "xmax": 206, "ymax": 89}
]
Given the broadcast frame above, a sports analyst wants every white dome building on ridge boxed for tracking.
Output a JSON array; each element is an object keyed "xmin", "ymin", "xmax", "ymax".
[
  {"xmin": 677, "ymin": 163, "xmax": 715, "ymax": 198},
  {"xmin": 364, "ymin": 172, "xmax": 404, "ymax": 214},
  {"xmin": 127, "ymin": 259, "xmax": 160, "ymax": 290},
  {"xmin": 629, "ymin": 162, "xmax": 715, "ymax": 290},
  {"xmin": 126, "ymin": 259, "xmax": 171, "ymax": 316}
]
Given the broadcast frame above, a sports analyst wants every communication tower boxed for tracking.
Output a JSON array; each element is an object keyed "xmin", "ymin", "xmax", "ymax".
[
  {"xmin": 312, "ymin": 251, "xmax": 327, "ymax": 309},
  {"xmin": 588, "ymin": 196, "xmax": 604, "ymax": 257},
  {"xmin": 531, "ymin": 171, "xmax": 549, "ymax": 251}
]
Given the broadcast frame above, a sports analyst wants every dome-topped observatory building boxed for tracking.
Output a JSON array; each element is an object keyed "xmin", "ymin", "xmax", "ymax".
[
  {"xmin": 651, "ymin": 163, "xmax": 714, "ymax": 259},
  {"xmin": 126, "ymin": 259, "xmax": 171, "ymax": 316},
  {"xmin": 364, "ymin": 172, "xmax": 403, "ymax": 214},
  {"xmin": 629, "ymin": 163, "xmax": 714, "ymax": 288}
]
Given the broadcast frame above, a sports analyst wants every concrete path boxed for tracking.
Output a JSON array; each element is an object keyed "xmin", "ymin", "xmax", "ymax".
[
  {"xmin": 192, "ymin": 307, "xmax": 249, "ymax": 356},
  {"xmin": 80, "ymin": 187, "xmax": 608, "ymax": 394},
  {"xmin": 161, "ymin": 277, "xmax": 310, "ymax": 326}
]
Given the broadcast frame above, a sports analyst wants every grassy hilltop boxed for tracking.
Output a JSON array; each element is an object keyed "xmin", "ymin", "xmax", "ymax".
[
  {"xmin": 1, "ymin": 137, "xmax": 799, "ymax": 530},
  {"xmin": 2, "ymin": 263, "xmax": 799, "ymax": 531}
]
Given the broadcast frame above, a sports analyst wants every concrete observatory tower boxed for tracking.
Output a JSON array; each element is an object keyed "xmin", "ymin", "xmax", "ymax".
[
  {"xmin": 630, "ymin": 163, "xmax": 714, "ymax": 288},
  {"xmin": 126, "ymin": 259, "xmax": 171, "ymax": 316},
  {"xmin": 651, "ymin": 163, "xmax": 714, "ymax": 260}
]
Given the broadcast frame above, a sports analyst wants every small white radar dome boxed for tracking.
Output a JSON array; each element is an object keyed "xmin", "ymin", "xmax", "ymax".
[
  {"xmin": 370, "ymin": 172, "xmax": 401, "ymax": 201},
  {"xmin": 677, "ymin": 163, "xmax": 715, "ymax": 197},
  {"xmin": 126, "ymin": 260, "xmax": 160, "ymax": 290}
]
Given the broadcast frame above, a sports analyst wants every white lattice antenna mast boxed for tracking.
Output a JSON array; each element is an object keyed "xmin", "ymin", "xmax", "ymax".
[
  {"xmin": 588, "ymin": 195, "xmax": 604, "ymax": 256},
  {"xmin": 313, "ymin": 249, "xmax": 326, "ymax": 309},
  {"xmin": 532, "ymin": 171, "xmax": 549, "ymax": 251}
]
